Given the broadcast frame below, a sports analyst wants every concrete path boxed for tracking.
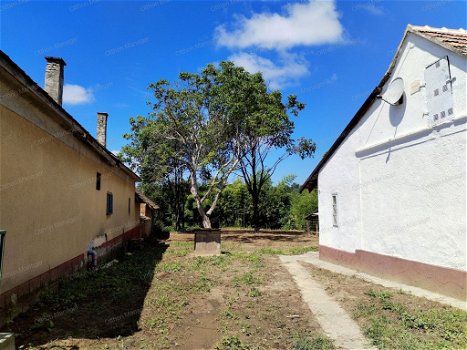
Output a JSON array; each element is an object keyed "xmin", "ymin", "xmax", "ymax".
[
  {"xmin": 297, "ymin": 252, "xmax": 466, "ymax": 311},
  {"xmin": 280, "ymin": 254, "xmax": 376, "ymax": 350}
]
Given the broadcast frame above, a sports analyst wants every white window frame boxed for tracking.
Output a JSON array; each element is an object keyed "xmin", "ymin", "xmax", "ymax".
[{"xmin": 332, "ymin": 193, "xmax": 338, "ymax": 227}]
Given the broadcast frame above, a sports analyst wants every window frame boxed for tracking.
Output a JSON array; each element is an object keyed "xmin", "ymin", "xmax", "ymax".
[
  {"xmin": 332, "ymin": 193, "xmax": 338, "ymax": 227},
  {"xmin": 106, "ymin": 192, "xmax": 113, "ymax": 216}
]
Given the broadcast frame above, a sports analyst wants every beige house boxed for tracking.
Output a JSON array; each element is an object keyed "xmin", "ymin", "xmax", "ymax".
[{"xmin": 0, "ymin": 52, "xmax": 142, "ymax": 308}]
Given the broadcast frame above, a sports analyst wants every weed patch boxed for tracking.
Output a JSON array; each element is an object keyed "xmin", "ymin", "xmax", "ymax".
[
  {"xmin": 293, "ymin": 333, "xmax": 335, "ymax": 350},
  {"xmin": 305, "ymin": 264, "xmax": 467, "ymax": 350}
]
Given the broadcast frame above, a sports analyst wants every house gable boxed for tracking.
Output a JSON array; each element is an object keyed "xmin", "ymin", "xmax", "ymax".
[{"xmin": 301, "ymin": 25, "xmax": 467, "ymax": 192}]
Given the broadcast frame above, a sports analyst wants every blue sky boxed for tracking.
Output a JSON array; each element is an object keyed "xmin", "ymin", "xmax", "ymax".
[{"xmin": 1, "ymin": 0, "xmax": 466, "ymax": 184}]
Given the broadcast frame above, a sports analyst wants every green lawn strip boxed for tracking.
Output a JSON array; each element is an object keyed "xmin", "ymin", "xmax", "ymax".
[
  {"xmin": 354, "ymin": 289, "xmax": 467, "ymax": 349},
  {"xmin": 305, "ymin": 264, "xmax": 467, "ymax": 350}
]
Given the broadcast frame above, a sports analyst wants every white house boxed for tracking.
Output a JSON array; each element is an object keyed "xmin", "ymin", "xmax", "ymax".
[{"xmin": 301, "ymin": 25, "xmax": 466, "ymax": 300}]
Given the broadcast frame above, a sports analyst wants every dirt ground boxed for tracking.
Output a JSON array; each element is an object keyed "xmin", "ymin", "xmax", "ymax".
[
  {"xmin": 3, "ymin": 232, "xmax": 328, "ymax": 350},
  {"xmin": 172, "ymin": 231, "xmax": 317, "ymax": 249}
]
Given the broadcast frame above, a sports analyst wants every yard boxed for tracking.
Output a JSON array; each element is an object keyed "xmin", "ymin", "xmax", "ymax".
[{"xmin": 2, "ymin": 232, "xmax": 466, "ymax": 350}]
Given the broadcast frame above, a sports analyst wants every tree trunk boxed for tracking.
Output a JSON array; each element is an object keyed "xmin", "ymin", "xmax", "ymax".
[
  {"xmin": 189, "ymin": 170, "xmax": 212, "ymax": 229},
  {"xmin": 202, "ymin": 214, "xmax": 212, "ymax": 229},
  {"xmin": 252, "ymin": 191, "xmax": 260, "ymax": 232}
]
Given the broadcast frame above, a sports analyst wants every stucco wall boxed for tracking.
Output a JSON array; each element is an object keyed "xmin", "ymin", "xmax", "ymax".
[
  {"xmin": 0, "ymin": 106, "xmax": 138, "ymax": 294},
  {"xmin": 317, "ymin": 33, "xmax": 466, "ymax": 271}
]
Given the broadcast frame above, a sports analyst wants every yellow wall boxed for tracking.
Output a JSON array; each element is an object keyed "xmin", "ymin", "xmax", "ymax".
[{"xmin": 0, "ymin": 106, "xmax": 138, "ymax": 294}]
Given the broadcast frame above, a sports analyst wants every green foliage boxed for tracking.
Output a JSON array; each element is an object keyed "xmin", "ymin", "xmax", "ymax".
[
  {"xmin": 220, "ymin": 176, "xmax": 316, "ymax": 230},
  {"xmin": 293, "ymin": 333, "xmax": 335, "ymax": 350},
  {"xmin": 217, "ymin": 178, "xmax": 251, "ymax": 227},
  {"xmin": 125, "ymin": 62, "xmax": 275, "ymax": 228},
  {"xmin": 248, "ymin": 287, "xmax": 261, "ymax": 298},
  {"xmin": 355, "ymin": 288, "xmax": 467, "ymax": 349},
  {"xmin": 194, "ymin": 272, "xmax": 212, "ymax": 292},
  {"xmin": 123, "ymin": 60, "xmax": 315, "ymax": 230},
  {"xmin": 287, "ymin": 189, "xmax": 318, "ymax": 230},
  {"xmin": 216, "ymin": 336, "xmax": 255, "ymax": 350},
  {"xmin": 233, "ymin": 272, "xmax": 260, "ymax": 287}
]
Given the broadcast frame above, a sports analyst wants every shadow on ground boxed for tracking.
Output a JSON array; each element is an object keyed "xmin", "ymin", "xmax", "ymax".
[{"xmin": 2, "ymin": 238, "xmax": 167, "ymax": 348}]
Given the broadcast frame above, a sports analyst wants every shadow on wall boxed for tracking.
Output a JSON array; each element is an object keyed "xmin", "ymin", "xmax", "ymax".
[
  {"xmin": 389, "ymin": 93, "xmax": 407, "ymax": 127},
  {"xmin": 1, "ymin": 237, "xmax": 167, "ymax": 347}
]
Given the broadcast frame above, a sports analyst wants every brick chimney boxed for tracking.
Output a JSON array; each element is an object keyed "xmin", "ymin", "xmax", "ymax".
[
  {"xmin": 44, "ymin": 57, "xmax": 66, "ymax": 105},
  {"xmin": 97, "ymin": 112, "xmax": 108, "ymax": 147}
]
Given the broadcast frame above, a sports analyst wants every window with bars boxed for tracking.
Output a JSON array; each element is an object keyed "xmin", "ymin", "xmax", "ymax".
[{"xmin": 332, "ymin": 194, "xmax": 338, "ymax": 227}]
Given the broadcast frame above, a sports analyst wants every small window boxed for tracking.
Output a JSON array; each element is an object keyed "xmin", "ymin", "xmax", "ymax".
[
  {"xmin": 332, "ymin": 194, "xmax": 338, "ymax": 227},
  {"xmin": 106, "ymin": 192, "xmax": 113, "ymax": 215},
  {"xmin": 96, "ymin": 173, "xmax": 101, "ymax": 190},
  {"xmin": 128, "ymin": 198, "xmax": 131, "ymax": 215}
]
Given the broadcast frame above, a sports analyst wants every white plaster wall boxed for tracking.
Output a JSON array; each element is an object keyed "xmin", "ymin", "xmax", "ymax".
[
  {"xmin": 317, "ymin": 32, "xmax": 466, "ymax": 271},
  {"xmin": 317, "ymin": 122, "xmax": 365, "ymax": 252}
]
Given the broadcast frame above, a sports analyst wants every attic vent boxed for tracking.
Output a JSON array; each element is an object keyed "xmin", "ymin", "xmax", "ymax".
[{"xmin": 425, "ymin": 56, "xmax": 454, "ymax": 126}]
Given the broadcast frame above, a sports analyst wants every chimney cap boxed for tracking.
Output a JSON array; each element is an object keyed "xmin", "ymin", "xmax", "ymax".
[
  {"xmin": 45, "ymin": 56, "xmax": 67, "ymax": 66},
  {"xmin": 97, "ymin": 112, "xmax": 109, "ymax": 116}
]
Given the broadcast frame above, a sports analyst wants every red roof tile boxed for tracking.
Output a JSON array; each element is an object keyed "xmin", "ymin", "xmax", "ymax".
[{"xmin": 410, "ymin": 25, "xmax": 467, "ymax": 56}]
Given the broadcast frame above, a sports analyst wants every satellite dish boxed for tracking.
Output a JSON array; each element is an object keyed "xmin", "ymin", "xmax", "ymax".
[{"xmin": 378, "ymin": 77, "xmax": 404, "ymax": 105}]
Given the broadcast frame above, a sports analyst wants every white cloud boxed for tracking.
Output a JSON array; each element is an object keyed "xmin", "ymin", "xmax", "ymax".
[
  {"xmin": 353, "ymin": 3, "xmax": 384, "ymax": 16},
  {"xmin": 63, "ymin": 84, "xmax": 94, "ymax": 105},
  {"xmin": 215, "ymin": 0, "xmax": 344, "ymax": 50},
  {"xmin": 229, "ymin": 52, "xmax": 309, "ymax": 89}
]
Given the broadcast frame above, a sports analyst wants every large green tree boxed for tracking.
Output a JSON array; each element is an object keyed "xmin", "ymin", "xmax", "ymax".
[
  {"xmin": 123, "ymin": 61, "xmax": 315, "ymax": 229},
  {"xmin": 231, "ymin": 83, "xmax": 316, "ymax": 230},
  {"xmin": 123, "ymin": 63, "xmax": 248, "ymax": 228}
]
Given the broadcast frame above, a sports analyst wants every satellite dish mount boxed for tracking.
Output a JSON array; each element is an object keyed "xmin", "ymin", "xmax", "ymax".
[{"xmin": 378, "ymin": 77, "xmax": 405, "ymax": 106}]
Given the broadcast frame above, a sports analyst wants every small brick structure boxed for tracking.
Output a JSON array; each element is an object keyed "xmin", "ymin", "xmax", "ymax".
[
  {"xmin": 0, "ymin": 333, "xmax": 15, "ymax": 350},
  {"xmin": 194, "ymin": 229, "xmax": 221, "ymax": 256}
]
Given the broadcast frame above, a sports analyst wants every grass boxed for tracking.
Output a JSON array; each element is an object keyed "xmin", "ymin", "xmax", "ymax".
[
  {"xmin": 6, "ymin": 232, "xmax": 327, "ymax": 349},
  {"xmin": 215, "ymin": 336, "xmax": 256, "ymax": 350},
  {"xmin": 305, "ymin": 264, "xmax": 467, "ymax": 350},
  {"xmin": 293, "ymin": 332, "xmax": 336, "ymax": 350},
  {"xmin": 255, "ymin": 246, "xmax": 318, "ymax": 255},
  {"xmin": 356, "ymin": 289, "xmax": 467, "ymax": 349}
]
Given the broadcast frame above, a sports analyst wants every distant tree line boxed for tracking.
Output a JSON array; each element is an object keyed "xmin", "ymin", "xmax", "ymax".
[{"xmin": 140, "ymin": 175, "xmax": 317, "ymax": 232}]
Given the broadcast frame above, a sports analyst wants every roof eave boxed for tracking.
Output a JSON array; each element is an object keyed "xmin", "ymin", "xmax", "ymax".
[{"xmin": 0, "ymin": 50, "xmax": 140, "ymax": 182}]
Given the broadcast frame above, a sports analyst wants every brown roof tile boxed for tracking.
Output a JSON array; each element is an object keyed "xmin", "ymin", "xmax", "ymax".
[
  {"xmin": 410, "ymin": 25, "xmax": 467, "ymax": 56},
  {"xmin": 136, "ymin": 189, "xmax": 159, "ymax": 210}
]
